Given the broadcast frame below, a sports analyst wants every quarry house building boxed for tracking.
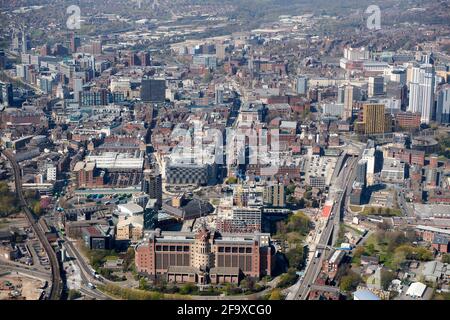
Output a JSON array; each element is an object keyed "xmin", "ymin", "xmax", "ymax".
[{"xmin": 135, "ymin": 228, "xmax": 274, "ymax": 284}]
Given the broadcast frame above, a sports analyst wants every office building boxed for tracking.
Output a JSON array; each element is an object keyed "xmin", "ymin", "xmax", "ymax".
[
  {"xmin": 135, "ymin": 228, "xmax": 273, "ymax": 284},
  {"xmin": 362, "ymin": 148, "xmax": 376, "ymax": 186},
  {"xmin": 343, "ymin": 85, "xmax": 361, "ymax": 120},
  {"xmin": 380, "ymin": 158, "xmax": 405, "ymax": 183},
  {"xmin": 0, "ymin": 50, "xmax": 6, "ymax": 69},
  {"xmin": 193, "ymin": 54, "xmax": 217, "ymax": 69},
  {"xmin": 215, "ymin": 43, "xmax": 227, "ymax": 60},
  {"xmin": 0, "ymin": 82, "xmax": 13, "ymax": 107},
  {"xmin": 140, "ymin": 78, "xmax": 166, "ymax": 102},
  {"xmin": 70, "ymin": 33, "xmax": 81, "ymax": 53},
  {"xmin": 357, "ymin": 103, "xmax": 390, "ymax": 135},
  {"xmin": 142, "ymin": 169, "xmax": 163, "ymax": 207},
  {"xmin": 91, "ymin": 40, "xmax": 103, "ymax": 55},
  {"xmin": 436, "ymin": 85, "xmax": 450, "ymax": 124},
  {"xmin": 21, "ymin": 32, "xmax": 31, "ymax": 54},
  {"xmin": 368, "ymin": 76, "xmax": 384, "ymax": 97},
  {"xmin": 356, "ymin": 159, "xmax": 367, "ymax": 187},
  {"xmin": 296, "ymin": 76, "xmax": 308, "ymax": 95},
  {"xmin": 215, "ymin": 85, "xmax": 224, "ymax": 104}
]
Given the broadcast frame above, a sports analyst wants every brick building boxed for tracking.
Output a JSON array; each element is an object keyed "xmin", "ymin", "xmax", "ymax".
[{"xmin": 135, "ymin": 228, "xmax": 273, "ymax": 284}]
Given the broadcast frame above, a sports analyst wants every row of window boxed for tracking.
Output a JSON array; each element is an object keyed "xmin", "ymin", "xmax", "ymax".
[
  {"xmin": 155, "ymin": 245, "xmax": 190, "ymax": 252},
  {"xmin": 217, "ymin": 247, "xmax": 253, "ymax": 254},
  {"xmin": 154, "ymin": 245, "xmax": 254, "ymax": 254}
]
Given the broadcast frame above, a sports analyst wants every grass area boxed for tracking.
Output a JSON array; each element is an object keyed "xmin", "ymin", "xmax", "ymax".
[
  {"xmin": 106, "ymin": 256, "xmax": 119, "ymax": 261},
  {"xmin": 0, "ymin": 182, "xmax": 21, "ymax": 217},
  {"xmin": 343, "ymin": 223, "xmax": 363, "ymax": 235},
  {"xmin": 0, "ymin": 218, "xmax": 9, "ymax": 229},
  {"xmin": 349, "ymin": 205, "xmax": 363, "ymax": 212},
  {"xmin": 273, "ymin": 211, "xmax": 312, "ymax": 270},
  {"xmin": 360, "ymin": 206, "xmax": 402, "ymax": 217},
  {"xmin": 98, "ymin": 283, "xmax": 189, "ymax": 300},
  {"xmin": 353, "ymin": 231, "xmax": 432, "ymax": 270}
]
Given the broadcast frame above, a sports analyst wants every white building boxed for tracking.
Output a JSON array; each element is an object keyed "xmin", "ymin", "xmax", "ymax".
[
  {"xmin": 405, "ymin": 282, "xmax": 427, "ymax": 299},
  {"xmin": 46, "ymin": 166, "xmax": 57, "ymax": 182},
  {"xmin": 362, "ymin": 148, "xmax": 376, "ymax": 186},
  {"xmin": 407, "ymin": 64, "xmax": 435, "ymax": 124}
]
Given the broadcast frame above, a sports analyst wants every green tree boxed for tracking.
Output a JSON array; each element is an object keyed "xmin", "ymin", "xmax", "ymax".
[
  {"xmin": 339, "ymin": 271, "xmax": 361, "ymax": 292},
  {"xmin": 139, "ymin": 278, "xmax": 149, "ymax": 290},
  {"xmin": 380, "ymin": 269, "xmax": 396, "ymax": 290},
  {"xmin": 277, "ymin": 268, "xmax": 298, "ymax": 288},
  {"xmin": 269, "ymin": 288, "xmax": 283, "ymax": 300},
  {"xmin": 68, "ymin": 289, "xmax": 82, "ymax": 300},
  {"xmin": 179, "ymin": 283, "xmax": 196, "ymax": 295},
  {"xmin": 442, "ymin": 254, "xmax": 450, "ymax": 264}
]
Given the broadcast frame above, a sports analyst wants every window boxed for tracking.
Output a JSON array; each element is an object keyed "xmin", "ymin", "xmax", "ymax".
[
  {"xmin": 176, "ymin": 246, "xmax": 182, "ymax": 251},
  {"xmin": 239, "ymin": 247, "xmax": 245, "ymax": 253},
  {"xmin": 232, "ymin": 247, "xmax": 238, "ymax": 253},
  {"xmin": 245, "ymin": 247, "xmax": 252, "ymax": 253},
  {"xmin": 218, "ymin": 246, "xmax": 224, "ymax": 252},
  {"xmin": 156, "ymin": 245, "xmax": 161, "ymax": 251},
  {"xmin": 225, "ymin": 247, "xmax": 231, "ymax": 253},
  {"xmin": 170, "ymin": 246, "xmax": 175, "ymax": 252}
]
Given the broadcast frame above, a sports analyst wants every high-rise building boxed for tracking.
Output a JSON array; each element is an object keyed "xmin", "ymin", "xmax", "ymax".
[
  {"xmin": 215, "ymin": 85, "xmax": 224, "ymax": 104},
  {"xmin": 91, "ymin": 40, "xmax": 103, "ymax": 55},
  {"xmin": 358, "ymin": 103, "xmax": 387, "ymax": 135},
  {"xmin": 296, "ymin": 76, "xmax": 308, "ymax": 95},
  {"xmin": 368, "ymin": 76, "xmax": 384, "ymax": 97},
  {"xmin": 356, "ymin": 160, "xmax": 367, "ymax": 187},
  {"xmin": 263, "ymin": 183, "xmax": 285, "ymax": 207},
  {"xmin": 70, "ymin": 33, "xmax": 81, "ymax": 53},
  {"xmin": 215, "ymin": 43, "xmax": 227, "ymax": 60},
  {"xmin": 337, "ymin": 86, "xmax": 345, "ymax": 104},
  {"xmin": 436, "ymin": 85, "xmax": 450, "ymax": 124},
  {"xmin": 138, "ymin": 51, "xmax": 151, "ymax": 67},
  {"xmin": 0, "ymin": 82, "xmax": 13, "ymax": 107},
  {"xmin": 142, "ymin": 169, "xmax": 162, "ymax": 208},
  {"xmin": 21, "ymin": 32, "xmax": 31, "ymax": 54},
  {"xmin": 343, "ymin": 85, "xmax": 361, "ymax": 120},
  {"xmin": 408, "ymin": 64, "xmax": 435, "ymax": 124},
  {"xmin": 140, "ymin": 78, "xmax": 166, "ymax": 102},
  {"xmin": 0, "ymin": 50, "xmax": 6, "ymax": 69}
]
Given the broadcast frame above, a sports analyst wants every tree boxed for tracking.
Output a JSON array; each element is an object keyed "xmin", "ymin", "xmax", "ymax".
[
  {"xmin": 139, "ymin": 278, "xmax": 149, "ymax": 290},
  {"xmin": 32, "ymin": 201, "xmax": 42, "ymax": 216},
  {"xmin": 353, "ymin": 246, "xmax": 366, "ymax": 259},
  {"xmin": 68, "ymin": 289, "xmax": 82, "ymax": 300},
  {"xmin": 366, "ymin": 243, "xmax": 376, "ymax": 256},
  {"xmin": 269, "ymin": 289, "xmax": 283, "ymax": 300},
  {"xmin": 277, "ymin": 268, "xmax": 298, "ymax": 288},
  {"xmin": 339, "ymin": 271, "xmax": 361, "ymax": 292},
  {"xmin": 179, "ymin": 283, "xmax": 196, "ymax": 295},
  {"xmin": 442, "ymin": 254, "xmax": 450, "ymax": 264},
  {"xmin": 285, "ymin": 245, "xmax": 305, "ymax": 269},
  {"xmin": 380, "ymin": 269, "xmax": 396, "ymax": 290}
]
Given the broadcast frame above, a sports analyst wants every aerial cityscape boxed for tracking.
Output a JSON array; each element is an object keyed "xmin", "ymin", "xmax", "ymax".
[{"xmin": 1, "ymin": 0, "xmax": 450, "ymax": 303}]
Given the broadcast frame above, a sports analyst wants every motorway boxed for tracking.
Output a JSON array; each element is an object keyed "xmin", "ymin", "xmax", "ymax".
[
  {"xmin": 1, "ymin": 148, "xmax": 63, "ymax": 300},
  {"xmin": 289, "ymin": 143, "xmax": 363, "ymax": 300}
]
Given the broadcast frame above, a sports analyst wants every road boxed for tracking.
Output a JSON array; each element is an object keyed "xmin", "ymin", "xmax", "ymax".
[
  {"xmin": 289, "ymin": 145, "xmax": 363, "ymax": 300},
  {"xmin": 62, "ymin": 236, "xmax": 113, "ymax": 300},
  {"xmin": 0, "ymin": 260, "xmax": 51, "ymax": 280},
  {"xmin": 1, "ymin": 148, "xmax": 63, "ymax": 300}
]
